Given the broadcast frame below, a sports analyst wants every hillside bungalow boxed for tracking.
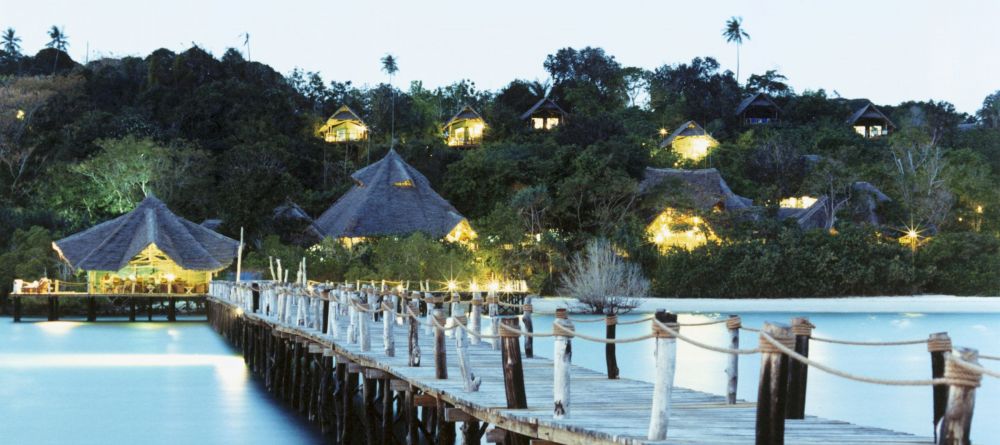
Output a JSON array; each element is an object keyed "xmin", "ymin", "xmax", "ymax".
[
  {"xmin": 736, "ymin": 92, "xmax": 780, "ymax": 124},
  {"xmin": 639, "ymin": 167, "xmax": 753, "ymax": 251},
  {"xmin": 779, "ymin": 182, "xmax": 890, "ymax": 231},
  {"xmin": 659, "ymin": 120, "xmax": 719, "ymax": 162},
  {"xmin": 53, "ymin": 196, "xmax": 239, "ymax": 294},
  {"xmin": 314, "ymin": 149, "xmax": 477, "ymax": 246},
  {"xmin": 520, "ymin": 98, "xmax": 568, "ymax": 130},
  {"xmin": 320, "ymin": 105, "xmax": 368, "ymax": 143},
  {"xmin": 444, "ymin": 105, "xmax": 486, "ymax": 147},
  {"xmin": 847, "ymin": 102, "xmax": 895, "ymax": 138}
]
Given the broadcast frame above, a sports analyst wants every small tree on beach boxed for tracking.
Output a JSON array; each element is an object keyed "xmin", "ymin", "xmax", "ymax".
[{"xmin": 560, "ymin": 238, "xmax": 648, "ymax": 314}]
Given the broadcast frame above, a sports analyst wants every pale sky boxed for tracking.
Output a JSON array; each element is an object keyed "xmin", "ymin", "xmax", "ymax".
[{"xmin": 1, "ymin": 0, "xmax": 997, "ymax": 114}]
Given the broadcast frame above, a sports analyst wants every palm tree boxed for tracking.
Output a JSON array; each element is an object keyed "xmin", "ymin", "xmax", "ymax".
[
  {"xmin": 2, "ymin": 28, "xmax": 21, "ymax": 60},
  {"xmin": 722, "ymin": 17, "xmax": 750, "ymax": 84},
  {"xmin": 381, "ymin": 53, "xmax": 399, "ymax": 149},
  {"xmin": 46, "ymin": 25, "xmax": 69, "ymax": 51},
  {"xmin": 46, "ymin": 26, "xmax": 69, "ymax": 74}
]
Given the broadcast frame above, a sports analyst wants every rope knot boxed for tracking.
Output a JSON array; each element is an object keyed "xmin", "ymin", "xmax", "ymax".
[
  {"xmin": 927, "ymin": 336, "xmax": 952, "ymax": 353},
  {"xmin": 499, "ymin": 322, "xmax": 520, "ymax": 338},
  {"xmin": 945, "ymin": 358, "xmax": 982, "ymax": 388},
  {"xmin": 791, "ymin": 319, "xmax": 815, "ymax": 337},
  {"xmin": 606, "ymin": 314, "xmax": 618, "ymax": 326},
  {"xmin": 555, "ymin": 308, "xmax": 568, "ymax": 319},
  {"xmin": 725, "ymin": 316, "xmax": 742, "ymax": 330},
  {"xmin": 553, "ymin": 320, "xmax": 575, "ymax": 338},
  {"xmin": 759, "ymin": 332, "xmax": 795, "ymax": 354},
  {"xmin": 453, "ymin": 315, "xmax": 467, "ymax": 325},
  {"xmin": 522, "ymin": 304, "xmax": 533, "ymax": 313},
  {"xmin": 381, "ymin": 302, "xmax": 394, "ymax": 312},
  {"xmin": 652, "ymin": 321, "xmax": 679, "ymax": 339}
]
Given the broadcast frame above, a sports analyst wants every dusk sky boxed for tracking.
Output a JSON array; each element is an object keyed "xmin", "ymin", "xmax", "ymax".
[{"xmin": 2, "ymin": 0, "xmax": 997, "ymax": 114}]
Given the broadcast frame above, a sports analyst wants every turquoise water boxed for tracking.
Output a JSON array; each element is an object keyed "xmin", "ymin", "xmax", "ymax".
[
  {"xmin": 519, "ymin": 312, "xmax": 1000, "ymax": 440},
  {"xmin": 0, "ymin": 318, "xmax": 321, "ymax": 445},
  {"xmin": 1, "ymin": 312, "xmax": 997, "ymax": 443}
]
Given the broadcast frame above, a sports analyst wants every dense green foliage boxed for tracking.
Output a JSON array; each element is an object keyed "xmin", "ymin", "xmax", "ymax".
[{"xmin": 1, "ymin": 35, "xmax": 999, "ymax": 299}]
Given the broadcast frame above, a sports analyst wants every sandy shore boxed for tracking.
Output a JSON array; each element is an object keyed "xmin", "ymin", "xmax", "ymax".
[{"xmin": 528, "ymin": 295, "xmax": 1000, "ymax": 314}]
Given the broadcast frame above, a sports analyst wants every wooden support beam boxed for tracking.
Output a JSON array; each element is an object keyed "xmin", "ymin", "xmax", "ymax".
[
  {"xmin": 167, "ymin": 297, "xmax": 176, "ymax": 321},
  {"xmin": 929, "ymin": 332, "xmax": 952, "ymax": 435},
  {"xmin": 413, "ymin": 394, "xmax": 438, "ymax": 407},
  {"xmin": 605, "ymin": 314, "xmax": 619, "ymax": 379},
  {"xmin": 786, "ymin": 317, "xmax": 812, "ymax": 419},
  {"xmin": 390, "ymin": 379, "xmax": 410, "ymax": 392},
  {"xmin": 12, "ymin": 296, "xmax": 21, "ymax": 322},
  {"xmin": 363, "ymin": 368, "xmax": 388, "ymax": 380},
  {"xmin": 433, "ymin": 308, "xmax": 448, "ymax": 379},
  {"xmin": 937, "ymin": 347, "xmax": 979, "ymax": 445},
  {"xmin": 726, "ymin": 315, "xmax": 740, "ymax": 404},
  {"xmin": 86, "ymin": 296, "xmax": 97, "ymax": 321},
  {"xmin": 648, "ymin": 310, "xmax": 678, "ymax": 440},
  {"xmin": 756, "ymin": 321, "xmax": 792, "ymax": 445},
  {"xmin": 128, "ymin": 298, "xmax": 136, "ymax": 322},
  {"xmin": 47, "ymin": 296, "xmax": 59, "ymax": 321},
  {"xmin": 485, "ymin": 428, "xmax": 508, "ymax": 444},
  {"xmin": 444, "ymin": 407, "xmax": 473, "ymax": 423}
]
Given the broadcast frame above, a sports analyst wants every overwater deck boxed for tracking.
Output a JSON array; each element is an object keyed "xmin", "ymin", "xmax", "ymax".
[{"xmin": 206, "ymin": 287, "xmax": 940, "ymax": 445}]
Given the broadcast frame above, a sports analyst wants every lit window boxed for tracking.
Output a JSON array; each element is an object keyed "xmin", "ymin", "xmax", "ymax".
[
  {"xmin": 779, "ymin": 196, "xmax": 818, "ymax": 209},
  {"xmin": 393, "ymin": 179, "xmax": 414, "ymax": 188},
  {"xmin": 532, "ymin": 118, "xmax": 544, "ymax": 129},
  {"xmin": 545, "ymin": 118, "xmax": 559, "ymax": 129}
]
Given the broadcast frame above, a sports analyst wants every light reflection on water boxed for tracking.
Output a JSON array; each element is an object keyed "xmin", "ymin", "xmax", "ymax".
[
  {"xmin": 506, "ymin": 311, "xmax": 1000, "ymax": 440},
  {"xmin": 0, "ymin": 319, "xmax": 320, "ymax": 445}
]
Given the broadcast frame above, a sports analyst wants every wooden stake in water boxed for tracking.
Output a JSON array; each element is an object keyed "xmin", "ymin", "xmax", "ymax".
[
  {"xmin": 553, "ymin": 309, "xmax": 574, "ymax": 419},
  {"xmin": 726, "ymin": 315, "xmax": 741, "ymax": 404},
  {"xmin": 647, "ymin": 310, "xmax": 678, "ymax": 440}
]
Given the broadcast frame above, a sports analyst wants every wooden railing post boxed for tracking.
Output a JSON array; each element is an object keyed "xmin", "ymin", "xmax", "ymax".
[
  {"xmin": 358, "ymin": 301, "xmax": 371, "ymax": 352},
  {"xmin": 469, "ymin": 292, "xmax": 482, "ymax": 345},
  {"xmin": 48, "ymin": 296, "xmax": 58, "ymax": 321},
  {"xmin": 605, "ymin": 314, "xmax": 619, "ymax": 379},
  {"xmin": 521, "ymin": 297, "xmax": 534, "ymax": 358},
  {"xmin": 929, "ymin": 332, "xmax": 952, "ymax": 435},
  {"xmin": 726, "ymin": 315, "xmax": 741, "ymax": 404},
  {"xmin": 455, "ymin": 315, "xmax": 481, "ymax": 391},
  {"xmin": 347, "ymin": 292, "xmax": 359, "ymax": 345},
  {"xmin": 937, "ymin": 347, "xmax": 980, "ymax": 445},
  {"xmin": 424, "ymin": 292, "xmax": 435, "ymax": 336},
  {"xmin": 553, "ymin": 308, "xmax": 574, "ymax": 419},
  {"xmin": 756, "ymin": 322, "xmax": 792, "ymax": 445},
  {"xmin": 87, "ymin": 296, "xmax": 97, "ymax": 321},
  {"xmin": 488, "ymin": 291, "xmax": 500, "ymax": 350},
  {"xmin": 647, "ymin": 310, "xmax": 678, "ymax": 440},
  {"xmin": 383, "ymin": 293, "xmax": 396, "ymax": 357},
  {"xmin": 433, "ymin": 308, "xmax": 448, "ymax": 379},
  {"xmin": 408, "ymin": 300, "xmax": 421, "ymax": 367},
  {"xmin": 500, "ymin": 317, "xmax": 528, "ymax": 445},
  {"xmin": 786, "ymin": 317, "xmax": 813, "ymax": 419}
]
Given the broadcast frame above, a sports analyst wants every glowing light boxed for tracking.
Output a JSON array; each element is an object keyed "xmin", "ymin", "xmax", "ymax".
[
  {"xmin": 469, "ymin": 281, "xmax": 479, "ymax": 292},
  {"xmin": 658, "ymin": 128, "xmax": 668, "ymax": 136},
  {"xmin": 165, "ymin": 273, "xmax": 176, "ymax": 282},
  {"xmin": 16, "ymin": 109, "xmax": 25, "ymax": 120},
  {"xmin": 488, "ymin": 281, "xmax": 500, "ymax": 292},
  {"xmin": 447, "ymin": 280, "xmax": 458, "ymax": 292},
  {"xmin": 646, "ymin": 208, "xmax": 715, "ymax": 252},
  {"xmin": 780, "ymin": 196, "xmax": 818, "ymax": 209},
  {"xmin": 235, "ymin": 307, "xmax": 244, "ymax": 316},
  {"xmin": 36, "ymin": 321, "xmax": 83, "ymax": 335},
  {"xmin": 503, "ymin": 282, "xmax": 513, "ymax": 293},
  {"xmin": 976, "ymin": 205, "xmax": 984, "ymax": 214}
]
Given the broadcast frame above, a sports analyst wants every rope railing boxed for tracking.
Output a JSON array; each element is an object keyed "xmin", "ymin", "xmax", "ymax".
[
  {"xmin": 808, "ymin": 335, "xmax": 929, "ymax": 346},
  {"xmin": 651, "ymin": 318, "xmax": 762, "ymax": 355}
]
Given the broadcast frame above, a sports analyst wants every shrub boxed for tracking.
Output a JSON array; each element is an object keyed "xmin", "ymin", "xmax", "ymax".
[
  {"xmin": 917, "ymin": 232, "xmax": 1000, "ymax": 295},
  {"xmin": 560, "ymin": 238, "xmax": 648, "ymax": 314}
]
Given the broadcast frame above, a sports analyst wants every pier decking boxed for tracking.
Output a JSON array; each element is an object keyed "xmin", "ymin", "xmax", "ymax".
[{"xmin": 206, "ymin": 284, "xmax": 940, "ymax": 445}]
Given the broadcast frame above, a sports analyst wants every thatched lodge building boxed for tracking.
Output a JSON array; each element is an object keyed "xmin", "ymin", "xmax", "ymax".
[
  {"xmin": 314, "ymin": 149, "xmax": 476, "ymax": 246},
  {"xmin": 443, "ymin": 105, "xmax": 486, "ymax": 147},
  {"xmin": 520, "ymin": 98, "xmax": 567, "ymax": 131},
  {"xmin": 659, "ymin": 120, "xmax": 719, "ymax": 162},
  {"xmin": 736, "ymin": 92, "xmax": 780, "ymax": 124},
  {"xmin": 319, "ymin": 105, "xmax": 368, "ymax": 143},
  {"xmin": 53, "ymin": 196, "xmax": 239, "ymax": 294}
]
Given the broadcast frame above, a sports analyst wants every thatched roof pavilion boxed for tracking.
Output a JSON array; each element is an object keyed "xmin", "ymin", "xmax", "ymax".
[
  {"xmin": 314, "ymin": 149, "xmax": 476, "ymax": 245},
  {"xmin": 319, "ymin": 105, "xmax": 368, "ymax": 143},
  {"xmin": 658, "ymin": 120, "xmax": 719, "ymax": 161},
  {"xmin": 54, "ymin": 196, "xmax": 238, "ymax": 293},
  {"xmin": 736, "ymin": 92, "xmax": 780, "ymax": 124},
  {"xmin": 444, "ymin": 105, "xmax": 486, "ymax": 147},
  {"xmin": 847, "ymin": 102, "xmax": 895, "ymax": 138},
  {"xmin": 520, "ymin": 98, "xmax": 567, "ymax": 130}
]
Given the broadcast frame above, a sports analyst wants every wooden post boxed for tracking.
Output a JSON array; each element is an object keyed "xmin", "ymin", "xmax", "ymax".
[
  {"xmin": 321, "ymin": 295, "xmax": 330, "ymax": 335},
  {"xmin": 937, "ymin": 347, "xmax": 980, "ymax": 445},
  {"xmin": 500, "ymin": 317, "xmax": 528, "ymax": 445},
  {"xmin": 147, "ymin": 297, "xmax": 153, "ymax": 321},
  {"xmin": 347, "ymin": 293, "xmax": 359, "ymax": 344},
  {"xmin": 408, "ymin": 301, "xmax": 420, "ymax": 367},
  {"xmin": 129, "ymin": 297, "xmax": 136, "ymax": 322},
  {"xmin": 647, "ymin": 310, "xmax": 678, "ymax": 440},
  {"xmin": 47, "ymin": 296, "xmax": 58, "ymax": 321},
  {"xmin": 167, "ymin": 297, "xmax": 176, "ymax": 321},
  {"xmin": 786, "ymin": 317, "xmax": 813, "ymax": 419},
  {"xmin": 469, "ymin": 292, "xmax": 482, "ymax": 345},
  {"xmin": 929, "ymin": 332, "xmax": 952, "ymax": 435},
  {"xmin": 605, "ymin": 314, "xmax": 619, "ymax": 379},
  {"xmin": 383, "ymin": 293, "xmax": 395, "ymax": 357},
  {"xmin": 87, "ymin": 297, "xmax": 97, "ymax": 321},
  {"xmin": 12, "ymin": 296, "xmax": 21, "ymax": 322},
  {"xmin": 359, "ymin": 301, "xmax": 371, "ymax": 352},
  {"xmin": 405, "ymin": 386, "xmax": 419, "ymax": 445},
  {"xmin": 433, "ymin": 308, "xmax": 447, "ymax": 379},
  {"xmin": 521, "ymin": 299, "xmax": 534, "ymax": 358},
  {"xmin": 454, "ymin": 315, "xmax": 481, "ymax": 392},
  {"xmin": 553, "ymin": 309, "xmax": 573, "ymax": 419},
  {"xmin": 488, "ymin": 293, "xmax": 500, "ymax": 350},
  {"xmin": 756, "ymin": 322, "xmax": 792, "ymax": 445},
  {"xmin": 726, "ymin": 315, "xmax": 741, "ymax": 404},
  {"xmin": 380, "ymin": 376, "xmax": 393, "ymax": 445}
]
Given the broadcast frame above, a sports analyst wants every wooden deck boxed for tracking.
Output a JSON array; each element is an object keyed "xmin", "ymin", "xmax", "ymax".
[{"xmin": 207, "ymin": 294, "xmax": 934, "ymax": 445}]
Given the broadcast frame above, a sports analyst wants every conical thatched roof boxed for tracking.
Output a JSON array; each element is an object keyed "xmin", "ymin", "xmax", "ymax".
[
  {"xmin": 314, "ymin": 149, "xmax": 469, "ymax": 239},
  {"xmin": 640, "ymin": 167, "xmax": 753, "ymax": 211},
  {"xmin": 54, "ymin": 196, "xmax": 239, "ymax": 271}
]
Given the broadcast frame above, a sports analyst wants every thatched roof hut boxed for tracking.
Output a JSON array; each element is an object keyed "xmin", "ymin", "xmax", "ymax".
[
  {"xmin": 847, "ymin": 102, "xmax": 895, "ymax": 138},
  {"xmin": 658, "ymin": 120, "xmax": 719, "ymax": 161},
  {"xmin": 314, "ymin": 149, "xmax": 476, "ymax": 244},
  {"xmin": 736, "ymin": 92, "xmax": 780, "ymax": 124},
  {"xmin": 444, "ymin": 105, "xmax": 486, "ymax": 147},
  {"xmin": 54, "ymin": 196, "xmax": 238, "ymax": 293},
  {"xmin": 319, "ymin": 105, "xmax": 368, "ymax": 143},
  {"xmin": 520, "ymin": 98, "xmax": 567, "ymax": 130}
]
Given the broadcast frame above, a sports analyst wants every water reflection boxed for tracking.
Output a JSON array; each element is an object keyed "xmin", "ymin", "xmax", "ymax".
[{"xmin": 0, "ymin": 320, "xmax": 320, "ymax": 445}]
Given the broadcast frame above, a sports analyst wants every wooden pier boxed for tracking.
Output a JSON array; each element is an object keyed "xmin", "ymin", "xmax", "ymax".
[
  {"xmin": 10, "ymin": 293, "xmax": 205, "ymax": 322},
  {"xmin": 201, "ymin": 281, "xmax": 984, "ymax": 445}
]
